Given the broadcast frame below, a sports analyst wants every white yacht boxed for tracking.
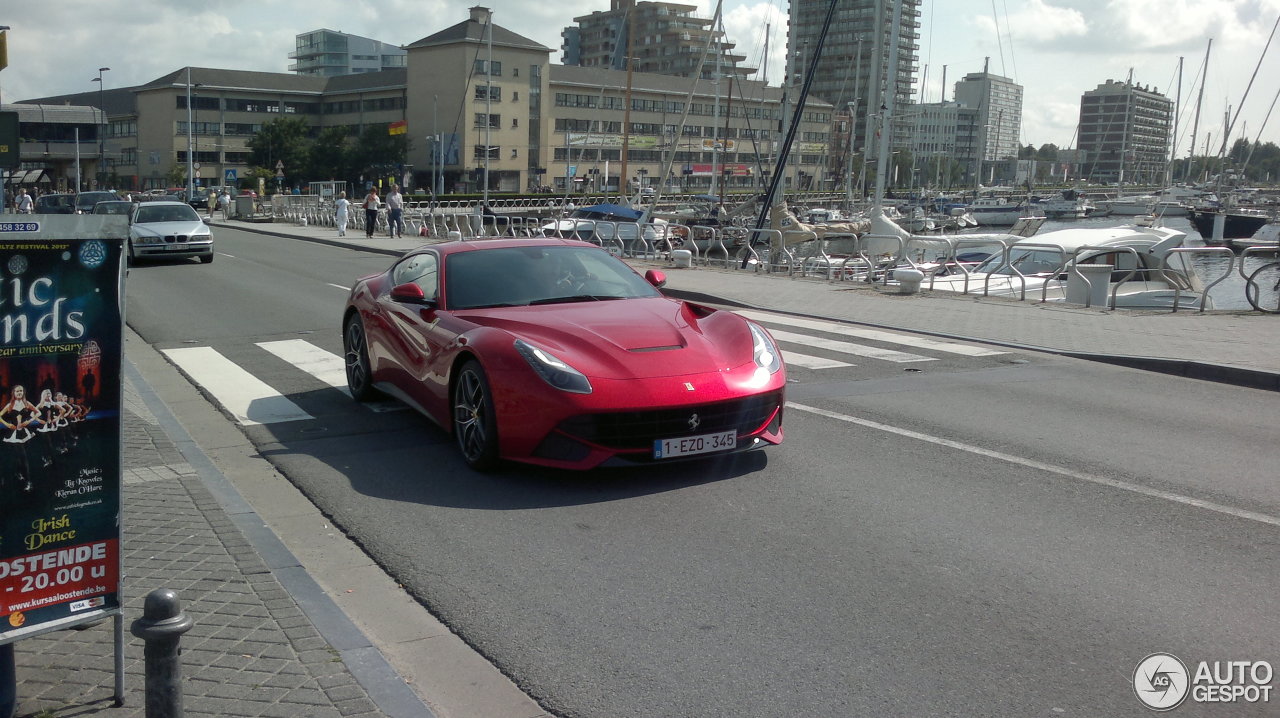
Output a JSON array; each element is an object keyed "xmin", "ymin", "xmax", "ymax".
[{"xmin": 925, "ymin": 224, "xmax": 1210, "ymax": 309}]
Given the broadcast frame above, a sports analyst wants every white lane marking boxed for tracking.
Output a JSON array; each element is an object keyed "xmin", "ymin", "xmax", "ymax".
[
  {"xmin": 780, "ymin": 351, "xmax": 854, "ymax": 369},
  {"xmin": 162, "ymin": 346, "xmax": 314, "ymax": 425},
  {"xmin": 218, "ymin": 252, "xmax": 235, "ymax": 258},
  {"xmin": 258, "ymin": 340, "xmax": 350, "ymax": 395},
  {"xmin": 788, "ymin": 402, "xmax": 1280, "ymax": 529},
  {"xmin": 256, "ymin": 339, "xmax": 406, "ymax": 413},
  {"xmin": 766, "ymin": 328, "xmax": 935, "ymax": 363},
  {"xmin": 739, "ymin": 309, "xmax": 1006, "ymax": 357},
  {"xmin": 328, "ymin": 283, "xmax": 352, "ymax": 291}
]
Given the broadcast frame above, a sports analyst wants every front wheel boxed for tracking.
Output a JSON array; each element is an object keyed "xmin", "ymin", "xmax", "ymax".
[
  {"xmin": 343, "ymin": 315, "xmax": 379, "ymax": 401},
  {"xmin": 199, "ymin": 252, "xmax": 214, "ymax": 264},
  {"xmin": 453, "ymin": 360, "xmax": 499, "ymax": 471}
]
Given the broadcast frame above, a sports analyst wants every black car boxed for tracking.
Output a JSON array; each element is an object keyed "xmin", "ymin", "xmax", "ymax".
[
  {"xmin": 181, "ymin": 187, "xmax": 211, "ymax": 210},
  {"xmin": 34, "ymin": 193, "xmax": 76, "ymax": 214},
  {"xmin": 91, "ymin": 200, "xmax": 137, "ymax": 216},
  {"xmin": 75, "ymin": 190, "xmax": 120, "ymax": 214}
]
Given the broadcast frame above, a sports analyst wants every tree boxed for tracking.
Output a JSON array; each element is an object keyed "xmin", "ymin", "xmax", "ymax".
[
  {"xmin": 306, "ymin": 126, "xmax": 352, "ymax": 182},
  {"xmin": 164, "ymin": 164, "xmax": 187, "ymax": 188},
  {"xmin": 350, "ymin": 124, "xmax": 411, "ymax": 185},
  {"xmin": 247, "ymin": 117, "xmax": 310, "ymax": 184}
]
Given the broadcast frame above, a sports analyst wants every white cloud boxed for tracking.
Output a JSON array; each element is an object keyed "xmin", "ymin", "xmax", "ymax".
[{"xmin": 4, "ymin": 0, "xmax": 1278, "ymax": 151}]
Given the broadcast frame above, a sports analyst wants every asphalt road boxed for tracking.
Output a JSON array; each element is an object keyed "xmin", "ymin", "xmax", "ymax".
[{"xmin": 126, "ymin": 226, "xmax": 1280, "ymax": 717}]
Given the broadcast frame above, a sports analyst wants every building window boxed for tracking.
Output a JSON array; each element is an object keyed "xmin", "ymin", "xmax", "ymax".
[
  {"xmin": 512, "ymin": 118, "xmax": 519, "ymax": 128},
  {"xmin": 473, "ymin": 145, "xmax": 500, "ymax": 160},
  {"xmin": 474, "ymin": 85, "xmax": 501, "ymax": 102},
  {"xmin": 473, "ymin": 59, "xmax": 502, "ymax": 76},
  {"xmin": 473, "ymin": 113, "xmax": 501, "ymax": 129}
]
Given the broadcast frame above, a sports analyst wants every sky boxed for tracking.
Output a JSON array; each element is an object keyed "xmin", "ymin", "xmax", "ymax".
[{"xmin": 4, "ymin": 0, "xmax": 1280, "ymax": 156}]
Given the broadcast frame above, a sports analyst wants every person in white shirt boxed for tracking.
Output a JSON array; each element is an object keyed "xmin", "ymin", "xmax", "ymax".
[
  {"xmin": 16, "ymin": 189, "xmax": 33, "ymax": 214},
  {"xmin": 335, "ymin": 191, "xmax": 350, "ymax": 237},
  {"xmin": 386, "ymin": 184, "xmax": 404, "ymax": 238}
]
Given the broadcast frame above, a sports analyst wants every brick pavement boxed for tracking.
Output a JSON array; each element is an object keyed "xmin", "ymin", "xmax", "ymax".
[{"xmin": 9, "ymin": 374, "xmax": 388, "ymax": 718}]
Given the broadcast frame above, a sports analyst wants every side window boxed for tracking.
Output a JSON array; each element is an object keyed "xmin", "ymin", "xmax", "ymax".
[{"xmin": 391, "ymin": 253, "xmax": 439, "ymax": 300}]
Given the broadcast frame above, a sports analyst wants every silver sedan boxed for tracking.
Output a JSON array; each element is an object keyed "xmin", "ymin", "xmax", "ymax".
[{"xmin": 129, "ymin": 201, "xmax": 214, "ymax": 265}]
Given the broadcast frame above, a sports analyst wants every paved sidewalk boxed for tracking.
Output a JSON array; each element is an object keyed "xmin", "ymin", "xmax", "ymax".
[
  {"xmin": 9, "ymin": 367, "xmax": 410, "ymax": 717},
  {"xmin": 217, "ymin": 218, "xmax": 1280, "ymax": 390}
]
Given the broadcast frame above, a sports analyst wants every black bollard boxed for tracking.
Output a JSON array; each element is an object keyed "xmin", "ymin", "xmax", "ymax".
[{"xmin": 129, "ymin": 589, "xmax": 195, "ymax": 718}]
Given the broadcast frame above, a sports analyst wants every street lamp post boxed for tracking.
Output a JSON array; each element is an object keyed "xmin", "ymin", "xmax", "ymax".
[{"xmin": 92, "ymin": 67, "xmax": 109, "ymax": 189}]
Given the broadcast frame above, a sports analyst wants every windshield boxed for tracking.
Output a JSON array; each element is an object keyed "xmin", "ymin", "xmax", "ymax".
[
  {"xmin": 444, "ymin": 245, "xmax": 661, "ymax": 310},
  {"xmin": 75, "ymin": 192, "xmax": 116, "ymax": 209},
  {"xmin": 93, "ymin": 202, "xmax": 134, "ymax": 215},
  {"xmin": 975, "ymin": 248, "xmax": 1067, "ymax": 276},
  {"xmin": 135, "ymin": 204, "xmax": 200, "ymax": 223}
]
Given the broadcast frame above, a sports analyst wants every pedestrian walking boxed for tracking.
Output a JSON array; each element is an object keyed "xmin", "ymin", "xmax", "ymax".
[
  {"xmin": 219, "ymin": 190, "xmax": 231, "ymax": 220},
  {"xmin": 335, "ymin": 191, "xmax": 350, "ymax": 237},
  {"xmin": 207, "ymin": 189, "xmax": 219, "ymax": 219},
  {"xmin": 16, "ymin": 188, "xmax": 33, "ymax": 214},
  {"xmin": 386, "ymin": 184, "xmax": 404, "ymax": 238},
  {"xmin": 362, "ymin": 187, "xmax": 380, "ymax": 239}
]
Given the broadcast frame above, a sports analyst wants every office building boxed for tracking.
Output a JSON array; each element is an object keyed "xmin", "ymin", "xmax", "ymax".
[
  {"xmin": 290, "ymin": 29, "xmax": 407, "ymax": 76},
  {"xmin": 952, "ymin": 65, "xmax": 1023, "ymax": 184},
  {"xmin": 561, "ymin": 0, "xmax": 756, "ymax": 81},
  {"xmin": 1077, "ymin": 79, "xmax": 1172, "ymax": 185},
  {"xmin": 14, "ymin": 6, "xmax": 828, "ymax": 196},
  {"xmin": 788, "ymin": 0, "xmax": 921, "ymax": 156}
]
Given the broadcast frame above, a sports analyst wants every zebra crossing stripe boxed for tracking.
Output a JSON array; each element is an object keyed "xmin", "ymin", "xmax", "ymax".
[
  {"xmin": 161, "ymin": 346, "xmax": 314, "ymax": 425},
  {"xmin": 765, "ymin": 328, "xmax": 936, "ymax": 363},
  {"xmin": 778, "ymin": 351, "xmax": 853, "ymax": 369},
  {"xmin": 738, "ymin": 310, "xmax": 1006, "ymax": 357},
  {"xmin": 258, "ymin": 340, "xmax": 351, "ymax": 395},
  {"xmin": 256, "ymin": 340, "xmax": 405, "ymax": 413}
]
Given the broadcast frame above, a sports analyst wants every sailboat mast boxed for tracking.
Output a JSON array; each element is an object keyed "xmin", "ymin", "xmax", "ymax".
[
  {"xmin": 710, "ymin": 6, "xmax": 723, "ymax": 200},
  {"xmin": 1169, "ymin": 56, "xmax": 1182, "ymax": 187},
  {"xmin": 871, "ymin": 0, "xmax": 904, "ymax": 211},
  {"xmin": 1186, "ymin": 39, "xmax": 1210, "ymax": 183},
  {"xmin": 620, "ymin": 7, "xmax": 635, "ymax": 201},
  {"xmin": 483, "ymin": 9, "xmax": 493, "ymax": 204}
]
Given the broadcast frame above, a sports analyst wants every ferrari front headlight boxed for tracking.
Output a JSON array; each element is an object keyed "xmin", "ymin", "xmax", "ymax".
[
  {"xmin": 514, "ymin": 339, "xmax": 593, "ymax": 394},
  {"xmin": 747, "ymin": 322, "xmax": 782, "ymax": 374}
]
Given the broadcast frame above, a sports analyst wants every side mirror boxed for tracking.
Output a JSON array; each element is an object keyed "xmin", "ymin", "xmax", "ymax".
[
  {"xmin": 390, "ymin": 282, "xmax": 432, "ymax": 304},
  {"xmin": 645, "ymin": 269, "xmax": 667, "ymax": 288}
]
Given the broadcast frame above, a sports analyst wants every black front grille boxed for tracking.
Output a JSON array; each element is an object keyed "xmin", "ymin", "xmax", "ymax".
[
  {"xmin": 554, "ymin": 392, "xmax": 783, "ymax": 450},
  {"xmin": 163, "ymin": 235, "xmax": 190, "ymax": 243}
]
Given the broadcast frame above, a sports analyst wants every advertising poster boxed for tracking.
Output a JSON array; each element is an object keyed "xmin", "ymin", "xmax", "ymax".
[{"xmin": 0, "ymin": 227, "xmax": 124, "ymax": 643}]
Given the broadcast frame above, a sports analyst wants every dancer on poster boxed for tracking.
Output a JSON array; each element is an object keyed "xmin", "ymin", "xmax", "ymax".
[{"xmin": 1, "ymin": 384, "xmax": 40, "ymax": 493}]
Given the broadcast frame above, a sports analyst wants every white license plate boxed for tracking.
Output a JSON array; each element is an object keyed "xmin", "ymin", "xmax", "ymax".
[
  {"xmin": 654, "ymin": 430, "xmax": 737, "ymax": 459},
  {"xmin": 167, "ymin": 243, "xmax": 189, "ymax": 250}
]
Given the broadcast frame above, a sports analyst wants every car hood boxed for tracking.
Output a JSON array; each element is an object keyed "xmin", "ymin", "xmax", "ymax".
[
  {"xmin": 131, "ymin": 220, "xmax": 210, "ymax": 238},
  {"xmin": 463, "ymin": 297, "xmax": 753, "ymax": 380}
]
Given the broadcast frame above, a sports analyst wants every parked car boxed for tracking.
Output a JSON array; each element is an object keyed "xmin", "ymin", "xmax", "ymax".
[
  {"xmin": 91, "ymin": 200, "xmax": 137, "ymax": 216},
  {"xmin": 179, "ymin": 187, "xmax": 211, "ymax": 209},
  {"xmin": 74, "ymin": 190, "xmax": 120, "ymax": 214},
  {"xmin": 342, "ymin": 238, "xmax": 786, "ymax": 470},
  {"xmin": 128, "ymin": 201, "xmax": 214, "ymax": 265},
  {"xmin": 34, "ymin": 193, "xmax": 76, "ymax": 214}
]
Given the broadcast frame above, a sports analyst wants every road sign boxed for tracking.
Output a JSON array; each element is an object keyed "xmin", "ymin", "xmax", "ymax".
[
  {"xmin": 275, "ymin": 160, "xmax": 284, "ymax": 171},
  {"xmin": 224, "ymin": 169, "xmax": 237, "ymax": 184}
]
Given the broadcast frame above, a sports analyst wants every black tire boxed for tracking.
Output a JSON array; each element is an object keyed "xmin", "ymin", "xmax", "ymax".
[
  {"xmin": 453, "ymin": 360, "xmax": 499, "ymax": 471},
  {"xmin": 343, "ymin": 315, "xmax": 379, "ymax": 401},
  {"xmin": 126, "ymin": 241, "xmax": 135, "ymax": 267},
  {"xmin": 199, "ymin": 252, "xmax": 214, "ymax": 264}
]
